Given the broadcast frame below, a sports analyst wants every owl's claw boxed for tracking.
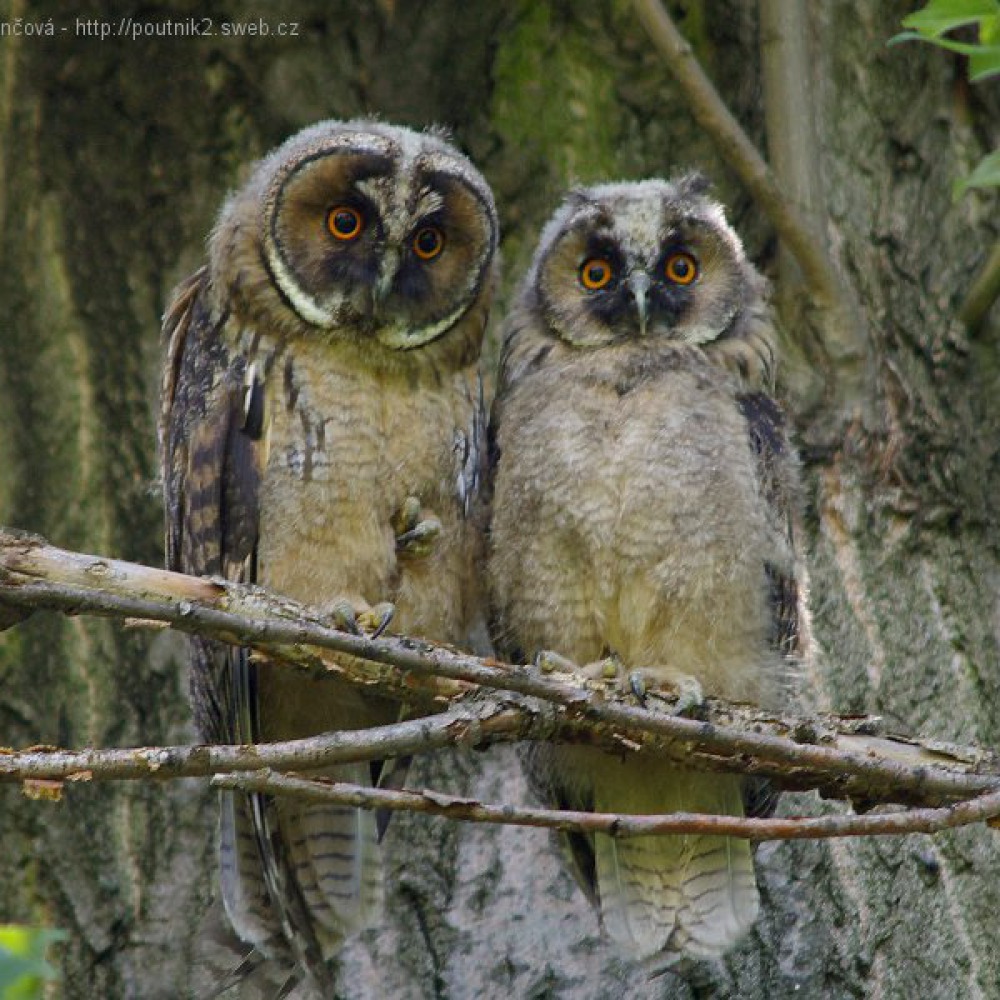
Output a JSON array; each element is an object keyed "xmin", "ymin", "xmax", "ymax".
[
  {"xmin": 535, "ymin": 651, "xmax": 623, "ymax": 683},
  {"xmin": 327, "ymin": 598, "xmax": 362, "ymax": 635},
  {"xmin": 589, "ymin": 661, "xmax": 704, "ymax": 716},
  {"xmin": 580, "ymin": 654, "xmax": 624, "ymax": 682},
  {"xmin": 535, "ymin": 649, "xmax": 579, "ymax": 674},
  {"xmin": 359, "ymin": 601, "xmax": 395, "ymax": 638},
  {"xmin": 664, "ymin": 674, "xmax": 705, "ymax": 716},
  {"xmin": 396, "ymin": 518, "xmax": 442, "ymax": 557},
  {"xmin": 393, "ymin": 496, "xmax": 442, "ymax": 558},
  {"xmin": 622, "ymin": 668, "xmax": 704, "ymax": 715},
  {"xmin": 396, "ymin": 495, "xmax": 422, "ymax": 531},
  {"xmin": 325, "ymin": 599, "xmax": 395, "ymax": 638},
  {"xmin": 628, "ymin": 670, "xmax": 647, "ymax": 704},
  {"xmin": 531, "ymin": 653, "xmax": 702, "ymax": 714}
]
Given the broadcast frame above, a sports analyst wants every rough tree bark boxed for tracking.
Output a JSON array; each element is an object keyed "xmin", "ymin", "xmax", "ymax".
[{"xmin": 0, "ymin": 2, "xmax": 998, "ymax": 998}]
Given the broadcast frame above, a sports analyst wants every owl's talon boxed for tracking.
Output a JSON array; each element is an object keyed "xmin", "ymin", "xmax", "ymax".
[
  {"xmin": 359, "ymin": 601, "xmax": 395, "ymax": 638},
  {"xmin": 670, "ymin": 675, "xmax": 705, "ymax": 717},
  {"xmin": 535, "ymin": 650, "xmax": 579, "ymax": 674},
  {"xmin": 572, "ymin": 654, "xmax": 623, "ymax": 682},
  {"xmin": 630, "ymin": 670, "xmax": 705, "ymax": 715},
  {"xmin": 327, "ymin": 599, "xmax": 361, "ymax": 636},
  {"xmin": 395, "ymin": 517, "xmax": 442, "ymax": 557},
  {"xmin": 628, "ymin": 670, "xmax": 648, "ymax": 704},
  {"xmin": 396, "ymin": 495, "xmax": 422, "ymax": 534},
  {"xmin": 393, "ymin": 496, "xmax": 441, "ymax": 558}
]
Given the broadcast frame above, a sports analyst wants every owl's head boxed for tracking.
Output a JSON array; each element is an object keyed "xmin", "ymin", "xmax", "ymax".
[
  {"xmin": 526, "ymin": 176, "xmax": 764, "ymax": 350},
  {"xmin": 210, "ymin": 120, "xmax": 498, "ymax": 350}
]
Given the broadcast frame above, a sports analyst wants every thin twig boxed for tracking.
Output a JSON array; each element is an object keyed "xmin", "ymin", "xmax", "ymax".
[
  {"xmin": 213, "ymin": 770, "xmax": 1000, "ymax": 842},
  {"xmin": 633, "ymin": 0, "xmax": 840, "ymax": 309}
]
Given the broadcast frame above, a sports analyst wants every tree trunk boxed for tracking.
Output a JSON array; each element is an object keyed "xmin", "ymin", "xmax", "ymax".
[{"xmin": 1, "ymin": 1, "xmax": 998, "ymax": 997}]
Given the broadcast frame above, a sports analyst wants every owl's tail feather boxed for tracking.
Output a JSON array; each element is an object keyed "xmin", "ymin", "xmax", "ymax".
[
  {"xmin": 278, "ymin": 761, "xmax": 385, "ymax": 946},
  {"xmin": 218, "ymin": 790, "xmax": 286, "ymax": 957},
  {"xmin": 217, "ymin": 762, "xmax": 383, "ymax": 991},
  {"xmin": 593, "ymin": 769, "xmax": 758, "ymax": 961},
  {"xmin": 197, "ymin": 945, "xmax": 266, "ymax": 1000}
]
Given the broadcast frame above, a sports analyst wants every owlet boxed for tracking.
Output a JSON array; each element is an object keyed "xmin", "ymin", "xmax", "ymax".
[
  {"xmin": 487, "ymin": 177, "xmax": 802, "ymax": 963},
  {"xmin": 160, "ymin": 120, "xmax": 498, "ymax": 993}
]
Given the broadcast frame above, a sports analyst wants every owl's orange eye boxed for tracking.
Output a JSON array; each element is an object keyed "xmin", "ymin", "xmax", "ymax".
[
  {"xmin": 413, "ymin": 226, "xmax": 445, "ymax": 260},
  {"xmin": 580, "ymin": 258, "xmax": 613, "ymax": 291},
  {"xmin": 664, "ymin": 252, "xmax": 698, "ymax": 285},
  {"xmin": 327, "ymin": 205, "xmax": 364, "ymax": 241}
]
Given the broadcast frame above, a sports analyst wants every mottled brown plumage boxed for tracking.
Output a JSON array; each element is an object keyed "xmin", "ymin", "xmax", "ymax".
[
  {"xmin": 487, "ymin": 177, "xmax": 804, "ymax": 965},
  {"xmin": 160, "ymin": 120, "xmax": 497, "ymax": 994}
]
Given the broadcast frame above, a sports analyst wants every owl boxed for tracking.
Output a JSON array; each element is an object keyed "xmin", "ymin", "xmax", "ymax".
[
  {"xmin": 487, "ymin": 177, "xmax": 802, "ymax": 964},
  {"xmin": 160, "ymin": 120, "xmax": 498, "ymax": 993}
]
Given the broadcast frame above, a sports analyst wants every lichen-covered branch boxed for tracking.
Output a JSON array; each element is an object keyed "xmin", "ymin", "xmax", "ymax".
[
  {"xmin": 2, "ymin": 528, "xmax": 1000, "ymax": 813},
  {"xmin": 214, "ymin": 770, "xmax": 1000, "ymax": 843}
]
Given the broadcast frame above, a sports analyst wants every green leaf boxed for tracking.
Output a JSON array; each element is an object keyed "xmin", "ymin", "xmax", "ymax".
[
  {"xmin": 969, "ymin": 42, "xmax": 1000, "ymax": 77},
  {"xmin": 899, "ymin": 32, "xmax": 1000, "ymax": 55},
  {"xmin": 0, "ymin": 953, "xmax": 43, "ymax": 993},
  {"xmin": 889, "ymin": 29, "xmax": 1000, "ymax": 78},
  {"xmin": 0, "ymin": 927, "xmax": 63, "ymax": 999},
  {"xmin": 887, "ymin": 29, "xmax": 925, "ymax": 46},
  {"xmin": 953, "ymin": 149, "xmax": 1000, "ymax": 198},
  {"xmin": 900, "ymin": 0, "xmax": 1000, "ymax": 38}
]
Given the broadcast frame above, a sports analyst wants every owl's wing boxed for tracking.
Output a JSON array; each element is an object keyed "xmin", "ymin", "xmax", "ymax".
[
  {"xmin": 736, "ymin": 391, "xmax": 801, "ymax": 659},
  {"xmin": 160, "ymin": 267, "xmax": 263, "ymax": 742},
  {"xmin": 161, "ymin": 273, "xmax": 341, "ymax": 992},
  {"xmin": 738, "ymin": 391, "xmax": 802, "ymax": 819},
  {"xmin": 456, "ymin": 368, "xmax": 488, "ymax": 519}
]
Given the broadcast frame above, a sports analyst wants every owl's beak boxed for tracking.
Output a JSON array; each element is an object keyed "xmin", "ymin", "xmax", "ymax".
[
  {"xmin": 628, "ymin": 272, "xmax": 650, "ymax": 336},
  {"xmin": 373, "ymin": 248, "xmax": 401, "ymax": 313}
]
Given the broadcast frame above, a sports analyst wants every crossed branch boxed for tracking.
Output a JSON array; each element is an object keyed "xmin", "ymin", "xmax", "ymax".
[{"xmin": 2, "ymin": 528, "xmax": 1000, "ymax": 843}]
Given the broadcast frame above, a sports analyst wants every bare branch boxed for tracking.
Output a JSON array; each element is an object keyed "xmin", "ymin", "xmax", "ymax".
[
  {"xmin": 633, "ymin": 0, "xmax": 840, "ymax": 310},
  {"xmin": 0, "ymin": 701, "xmax": 536, "ymax": 783},
  {"xmin": 3, "ymin": 528, "xmax": 1000, "ymax": 813},
  {"xmin": 634, "ymin": 0, "xmax": 871, "ymax": 429},
  {"xmin": 214, "ymin": 770, "xmax": 1000, "ymax": 843}
]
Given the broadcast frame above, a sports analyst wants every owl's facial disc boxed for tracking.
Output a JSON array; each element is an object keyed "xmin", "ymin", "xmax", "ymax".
[
  {"xmin": 538, "ymin": 187, "xmax": 746, "ymax": 349},
  {"xmin": 264, "ymin": 136, "xmax": 496, "ymax": 350},
  {"xmin": 543, "ymin": 235, "xmax": 700, "ymax": 347}
]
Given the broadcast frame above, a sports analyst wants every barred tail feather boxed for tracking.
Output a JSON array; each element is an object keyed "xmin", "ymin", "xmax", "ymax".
[
  {"xmin": 216, "ymin": 765, "xmax": 384, "ymax": 996},
  {"xmin": 278, "ymin": 762, "xmax": 385, "ymax": 950},
  {"xmin": 218, "ymin": 790, "xmax": 284, "ymax": 956},
  {"xmin": 592, "ymin": 768, "xmax": 758, "ymax": 961}
]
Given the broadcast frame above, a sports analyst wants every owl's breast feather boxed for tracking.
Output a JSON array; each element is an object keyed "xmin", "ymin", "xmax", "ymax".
[{"xmin": 255, "ymin": 342, "xmax": 475, "ymax": 641}]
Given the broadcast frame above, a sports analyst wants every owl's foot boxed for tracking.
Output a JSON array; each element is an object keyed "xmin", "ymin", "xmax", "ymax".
[
  {"xmin": 358, "ymin": 601, "xmax": 396, "ymax": 638},
  {"xmin": 627, "ymin": 668, "xmax": 704, "ymax": 716},
  {"xmin": 326, "ymin": 598, "xmax": 395, "ymax": 638},
  {"xmin": 535, "ymin": 650, "xmax": 579, "ymax": 674},
  {"xmin": 533, "ymin": 652, "xmax": 703, "ymax": 714},
  {"xmin": 534, "ymin": 650, "xmax": 622, "ymax": 681},
  {"xmin": 393, "ymin": 496, "xmax": 442, "ymax": 558}
]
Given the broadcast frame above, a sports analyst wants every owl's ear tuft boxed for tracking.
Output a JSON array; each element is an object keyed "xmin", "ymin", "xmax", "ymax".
[
  {"xmin": 425, "ymin": 122, "xmax": 455, "ymax": 143},
  {"xmin": 673, "ymin": 172, "xmax": 712, "ymax": 198},
  {"xmin": 564, "ymin": 188, "xmax": 594, "ymax": 210}
]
